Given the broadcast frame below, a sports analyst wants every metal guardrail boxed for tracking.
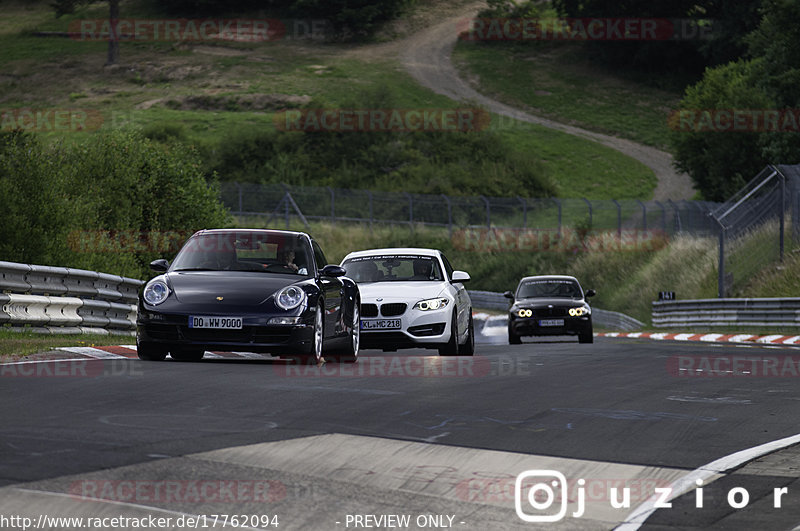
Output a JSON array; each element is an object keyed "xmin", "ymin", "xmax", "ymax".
[
  {"xmin": 0, "ymin": 261, "xmax": 142, "ymax": 335},
  {"xmin": 652, "ymin": 298, "xmax": 800, "ymax": 328},
  {"xmin": 467, "ymin": 290, "xmax": 644, "ymax": 331}
]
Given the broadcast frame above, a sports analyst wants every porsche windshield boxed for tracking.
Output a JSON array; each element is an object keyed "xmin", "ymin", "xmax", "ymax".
[
  {"xmin": 342, "ymin": 255, "xmax": 443, "ymax": 282},
  {"xmin": 170, "ymin": 232, "xmax": 312, "ymax": 275},
  {"xmin": 518, "ymin": 279, "xmax": 582, "ymax": 299}
]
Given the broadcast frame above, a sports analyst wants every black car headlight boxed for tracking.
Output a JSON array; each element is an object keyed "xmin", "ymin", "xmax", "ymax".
[
  {"xmin": 568, "ymin": 305, "xmax": 591, "ymax": 317},
  {"xmin": 275, "ymin": 285, "xmax": 307, "ymax": 311},
  {"xmin": 143, "ymin": 279, "xmax": 170, "ymax": 306},
  {"xmin": 517, "ymin": 309, "xmax": 533, "ymax": 318}
]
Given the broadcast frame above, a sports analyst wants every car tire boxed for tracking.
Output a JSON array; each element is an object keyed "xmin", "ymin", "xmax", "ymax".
[
  {"xmin": 329, "ymin": 300, "xmax": 360, "ymax": 364},
  {"xmin": 136, "ymin": 340, "xmax": 167, "ymax": 361},
  {"xmin": 170, "ymin": 349, "xmax": 205, "ymax": 361},
  {"xmin": 579, "ymin": 328, "xmax": 594, "ymax": 344},
  {"xmin": 439, "ymin": 310, "xmax": 459, "ymax": 356},
  {"xmin": 458, "ymin": 311, "xmax": 475, "ymax": 356},
  {"xmin": 295, "ymin": 304, "xmax": 324, "ymax": 365},
  {"xmin": 508, "ymin": 326, "xmax": 522, "ymax": 345}
]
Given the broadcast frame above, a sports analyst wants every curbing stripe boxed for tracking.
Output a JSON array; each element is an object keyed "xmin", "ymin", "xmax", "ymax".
[{"xmin": 597, "ymin": 332, "xmax": 800, "ymax": 348}]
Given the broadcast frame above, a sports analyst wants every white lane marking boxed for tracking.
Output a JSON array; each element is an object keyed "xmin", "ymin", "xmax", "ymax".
[
  {"xmin": 627, "ymin": 332, "xmax": 642, "ymax": 338},
  {"xmin": 700, "ymin": 334, "xmax": 723, "ymax": 342},
  {"xmin": 55, "ymin": 346, "xmax": 127, "ymax": 359},
  {"xmin": 649, "ymin": 333, "xmax": 669, "ymax": 340},
  {"xmin": 616, "ymin": 431, "xmax": 800, "ymax": 530},
  {"xmin": 673, "ymin": 333, "xmax": 695, "ymax": 341},
  {"xmin": 729, "ymin": 334, "xmax": 755, "ymax": 343},
  {"xmin": 1, "ymin": 358, "xmax": 90, "ymax": 366}
]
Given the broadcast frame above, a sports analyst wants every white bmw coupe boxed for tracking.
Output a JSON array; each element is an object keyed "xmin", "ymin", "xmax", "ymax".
[{"xmin": 340, "ymin": 248, "xmax": 474, "ymax": 356}]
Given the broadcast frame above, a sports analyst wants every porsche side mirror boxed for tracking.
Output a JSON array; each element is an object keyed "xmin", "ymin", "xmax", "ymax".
[
  {"xmin": 503, "ymin": 290, "xmax": 514, "ymax": 299},
  {"xmin": 320, "ymin": 264, "xmax": 346, "ymax": 278},
  {"xmin": 150, "ymin": 259, "xmax": 169, "ymax": 272},
  {"xmin": 451, "ymin": 270, "xmax": 470, "ymax": 283},
  {"xmin": 585, "ymin": 289, "xmax": 596, "ymax": 298}
]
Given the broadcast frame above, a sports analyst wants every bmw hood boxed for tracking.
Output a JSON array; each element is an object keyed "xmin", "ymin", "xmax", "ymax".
[
  {"xmin": 166, "ymin": 271, "xmax": 299, "ymax": 306},
  {"xmin": 358, "ymin": 281, "xmax": 448, "ymax": 302},
  {"xmin": 514, "ymin": 297, "xmax": 585, "ymax": 308}
]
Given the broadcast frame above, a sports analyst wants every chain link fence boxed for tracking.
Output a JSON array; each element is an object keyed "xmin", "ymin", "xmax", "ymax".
[
  {"xmin": 710, "ymin": 164, "xmax": 800, "ymax": 297},
  {"xmin": 219, "ymin": 182, "xmax": 721, "ymax": 237}
]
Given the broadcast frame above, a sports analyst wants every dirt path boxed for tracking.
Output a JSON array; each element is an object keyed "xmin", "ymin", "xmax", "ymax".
[{"xmin": 395, "ymin": 6, "xmax": 695, "ymax": 200}]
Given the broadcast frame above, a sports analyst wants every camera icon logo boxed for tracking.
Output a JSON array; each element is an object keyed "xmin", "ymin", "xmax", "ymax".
[{"xmin": 515, "ymin": 470, "xmax": 568, "ymax": 522}]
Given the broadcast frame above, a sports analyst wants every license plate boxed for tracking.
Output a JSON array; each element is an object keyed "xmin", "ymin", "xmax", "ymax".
[
  {"xmin": 361, "ymin": 319, "xmax": 401, "ymax": 331},
  {"xmin": 188, "ymin": 316, "xmax": 243, "ymax": 329},
  {"xmin": 539, "ymin": 319, "xmax": 564, "ymax": 327}
]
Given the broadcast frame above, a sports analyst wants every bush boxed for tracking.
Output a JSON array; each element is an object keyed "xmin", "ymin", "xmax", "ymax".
[{"xmin": 0, "ymin": 130, "xmax": 230, "ymax": 279}]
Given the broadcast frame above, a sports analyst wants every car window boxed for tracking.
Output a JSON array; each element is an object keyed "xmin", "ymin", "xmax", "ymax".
[
  {"xmin": 311, "ymin": 240, "xmax": 328, "ymax": 271},
  {"xmin": 440, "ymin": 254, "xmax": 454, "ymax": 280},
  {"xmin": 170, "ymin": 231, "xmax": 312, "ymax": 276},
  {"xmin": 342, "ymin": 255, "xmax": 443, "ymax": 282},
  {"xmin": 517, "ymin": 279, "xmax": 583, "ymax": 299}
]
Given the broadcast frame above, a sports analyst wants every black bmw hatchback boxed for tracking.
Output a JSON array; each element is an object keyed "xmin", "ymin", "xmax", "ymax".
[
  {"xmin": 136, "ymin": 229, "xmax": 360, "ymax": 364},
  {"xmin": 505, "ymin": 275, "xmax": 595, "ymax": 344}
]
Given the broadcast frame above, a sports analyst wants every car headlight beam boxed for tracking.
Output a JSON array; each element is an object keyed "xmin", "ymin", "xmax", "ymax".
[
  {"xmin": 413, "ymin": 297, "xmax": 449, "ymax": 311},
  {"xmin": 517, "ymin": 309, "xmax": 533, "ymax": 318},
  {"xmin": 143, "ymin": 279, "xmax": 170, "ymax": 306},
  {"xmin": 275, "ymin": 285, "xmax": 307, "ymax": 311}
]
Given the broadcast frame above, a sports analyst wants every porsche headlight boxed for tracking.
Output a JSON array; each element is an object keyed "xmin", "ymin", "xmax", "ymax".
[
  {"xmin": 569, "ymin": 305, "xmax": 591, "ymax": 317},
  {"xmin": 143, "ymin": 279, "xmax": 169, "ymax": 306},
  {"xmin": 275, "ymin": 285, "xmax": 306, "ymax": 311},
  {"xmin": 413, "ymin": 297, "xmax": 449, "ymax": 311}
]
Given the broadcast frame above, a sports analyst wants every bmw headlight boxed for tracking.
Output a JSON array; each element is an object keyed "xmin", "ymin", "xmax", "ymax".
[
  {"xmin": 517, "ymin": 309, "xmax": 533, "ymax": 318},
  {"xmin": 568, "ymin": 305, "xmax": 591, "ymax": 317},
  {"xmin": 413, "ymin": 297, "xmax": 449, "ymax": 311},
  {"xmin": 143, "ymin": 279, "xmax": 170, "ymax": 306},
  {"xmin": 275, "ymin": 285, "xmax": 307, "ymax": 311}
]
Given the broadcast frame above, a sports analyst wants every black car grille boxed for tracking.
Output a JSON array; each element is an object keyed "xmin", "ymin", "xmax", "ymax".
[
  {"xmin": 362, "ymin": 304, "xmax": 379, "ymax": 317},
  {"xmin": 381, "ymin": 303, "xmax": 407, "ymax": 317},
  {"xmin": 532, "ymin": 308, "xmax": 568, "ymax": 318}
]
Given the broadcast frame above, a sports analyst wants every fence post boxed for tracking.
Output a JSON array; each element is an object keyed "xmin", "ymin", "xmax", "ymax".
[
  {"xmin": 236, "ymin": 182, "xmax": 243, "ymax": 214},
  {"xmin": 405, "ymin": 192, "xmax": 414, "ymax": 233},
  {"xmin": 667, "ymin": 200, "xmax": 681, "ymax": 232},
  {"xmin": 551, "ymin": 198, "xmax": 562, "ymax": 236},
  {"xmin": 718, "ymin": 224, "xmax": 726, "ymax": 298},
  {"xmin": 779, "ymin": 169, "xmax": 785, "ymax": 261},
  {"xmin": 517, "ymin": 197, "xmax": 527, "ymax": 228},
  {"xmin": 582, "ymin": 198, "xmax": 592, "ymax": 228},
  {"xmin": 327, "ymin": 187, "xmax": 335, "ymax": 225},
  {"xmin": 654, "ymin": 200, "xmax": 666, "ymax": 234},
  {"xmin": 480, "ymin": 195, "xmax": 491, "ymax": 228},
  {"xmin": 612, "ymin": 199, "xmax": 622, "ymax": 238},
  {"xmin": 442, "ymin": 194, "xmax": 453, "ymax": 238},
  {"xmin": 637, "ymin": 199, "xmax": 647, "ymax": 232},
  {"xmin": 368, "ymin": 191, "xmax": 374, "ymax": 235}
]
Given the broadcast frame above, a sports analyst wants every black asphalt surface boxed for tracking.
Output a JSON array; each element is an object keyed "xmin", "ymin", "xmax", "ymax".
[{"xmin": 2, "ymin": 337, "xmax": 800, "ymax": 529}]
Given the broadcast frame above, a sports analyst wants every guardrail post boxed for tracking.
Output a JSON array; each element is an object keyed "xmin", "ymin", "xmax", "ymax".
[
  {"xmin": 718, "ymin": 225, "xmax": 726, "ymax": 298},
  {"xmin": 779, "ymin": 168, "xmax": 785, "ymax": 261}
]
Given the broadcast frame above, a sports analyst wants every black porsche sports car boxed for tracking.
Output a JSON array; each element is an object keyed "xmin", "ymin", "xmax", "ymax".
[
  {"xmin": 504, "ymin": 275, "xmax": 595, "ymax": 344},
  {"xmin": 136, "ymin": 229, "xmax": 360, "ymax": 364}
]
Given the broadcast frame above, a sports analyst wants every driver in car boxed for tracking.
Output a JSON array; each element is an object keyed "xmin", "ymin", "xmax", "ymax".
[{"xmin": 411, "ymin": 259, "xmax": 433, "ymax": 280}]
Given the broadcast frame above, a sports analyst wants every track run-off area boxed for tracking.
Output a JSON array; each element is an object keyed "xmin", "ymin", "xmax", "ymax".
[{"xmin": 3, "ymin": 330, "xmax": 800, "ymax": 530}]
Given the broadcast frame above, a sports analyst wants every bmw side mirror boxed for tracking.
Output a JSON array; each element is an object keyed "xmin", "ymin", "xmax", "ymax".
[
  {"xmin": 150, "ymin": 259, "xmax": 169, "ymax": 272},
  {"xmin": 503, "ymin": 290, "xmax": 514, "ymax": 299},
  {"xmin": 451, "ymin": 270, "xmax": 470, "ymax": 283},
  {"xmin": 320, "ymin": 264, "xmax": 346, "ymax": 278},
  {"xmin": 585, "ymin": 289, "xmax": 596, "ymax": 298}
]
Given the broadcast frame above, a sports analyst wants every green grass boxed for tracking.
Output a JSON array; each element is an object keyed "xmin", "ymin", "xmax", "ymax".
[
  {"xmin": 453, "ymin": 41, "xmax": 681, "ymax": 149},
  {"xmin": 0, "ymin": 329, "xmax": 129, "ymax": 360}
]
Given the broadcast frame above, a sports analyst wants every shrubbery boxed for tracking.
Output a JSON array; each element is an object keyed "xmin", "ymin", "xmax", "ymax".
[{"xmin": 0, "ymin": 130, "xmax": 229, "ymax": 279}]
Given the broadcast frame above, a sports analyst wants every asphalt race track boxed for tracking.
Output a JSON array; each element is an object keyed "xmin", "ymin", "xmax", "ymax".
[{"xmin": 2, "ymin": 335, "xmax": 800, "ymax": 530}]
